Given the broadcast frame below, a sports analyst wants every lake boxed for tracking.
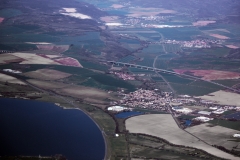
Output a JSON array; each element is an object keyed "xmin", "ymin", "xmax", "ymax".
[
  {"xmin": 0, "ymin": 98, "xmax": 105, "ymax": 160},
  {"xmin": 224, "ymin": 112, "xmax": 240, "ymax": 120}
]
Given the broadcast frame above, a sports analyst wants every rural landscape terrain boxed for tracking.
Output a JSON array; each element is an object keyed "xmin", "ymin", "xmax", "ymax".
[{"xmin": 0, "ymin": 0, "xmax": 240, "ymax": 159}]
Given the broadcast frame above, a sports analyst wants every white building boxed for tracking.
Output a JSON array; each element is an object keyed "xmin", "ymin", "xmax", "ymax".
[
  {"xmin": 3, "ymin": 69, "xmax": 22, "ymax": 73},
  {"xmin": 209, "ymin": 106, "xmax": 218, "ymax": 110},
  {"xmin": 198, "ymin": 111, "xmax": 211, "ymax": 116},
  {"xmin": 212, "ymin": 109, "xmax": 225, "ymax": 114},
  {"xmin": 193, "ymin": 116, "xmax": 213, "ymax": 122},
  {"xmin": 107, "ymin": 106, "xmax": 129, "ymax": 112},
  {"xmin": 233, "ymin": 134, "xmax": 240, "ymax": 138}
]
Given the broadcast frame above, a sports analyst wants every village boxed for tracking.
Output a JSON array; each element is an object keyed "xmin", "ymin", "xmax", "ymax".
[
  {"xmin": 109, "ymin": 86, "xmax": 240, "ymax": 127},
  {"xmin": 157, "ymin": 39, "xmax": 223, "ymax": 48}
]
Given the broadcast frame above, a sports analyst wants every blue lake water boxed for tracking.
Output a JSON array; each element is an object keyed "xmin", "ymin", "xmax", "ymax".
[
  {"xmin": 224, "ymin": 112, "xmax": 240, "ymax": 120},
  {"xmin": 115, "ymin": 111, "xmax": 143, "ymax": 119},
  {"xmin": 0, "ymin": 98, "xmax": 104, "ymax": 160},
  {"xmin": 185, "ymin": 120, "xmax": 192, "ymax": 126}
]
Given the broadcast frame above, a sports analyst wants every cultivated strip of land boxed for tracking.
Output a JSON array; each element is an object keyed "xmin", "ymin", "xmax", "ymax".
[{"xmin": 126, "ymin": 114, "xmax": 240, "ymax": 160}]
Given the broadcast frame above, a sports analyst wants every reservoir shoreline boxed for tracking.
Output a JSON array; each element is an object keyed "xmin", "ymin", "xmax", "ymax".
[
  {"xmin": 24, "ymin": 78, "xmax": 109, "ymax": 159},
  {"xmin": 0, "ymin": 97, "xmax": 106, "ymax": 160}
]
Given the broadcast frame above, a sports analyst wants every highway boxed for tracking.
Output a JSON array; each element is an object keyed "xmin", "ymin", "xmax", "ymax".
[{"xmin": 108, "ymin": 61, "xmax": 240, "ymax": 93}]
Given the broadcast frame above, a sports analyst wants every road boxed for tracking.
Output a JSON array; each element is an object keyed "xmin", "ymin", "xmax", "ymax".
[
  {"xmin": 107, "ymin": 61, "xmax": 240, "ymax": 93},
  {"xmin": 153, "ymin": 55, "xmax": 175, "ymax": 94}
]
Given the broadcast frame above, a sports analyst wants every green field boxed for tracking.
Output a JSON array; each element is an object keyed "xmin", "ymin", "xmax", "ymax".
[
  {"xmin": 141, "ymin": 44, "xmax": 164, "ymax": 53},
  {"xmin": 0, "ymin": 43, "xmax": 38, "ymax": 51},
  {"xmin": 136, "ymin": 58, "xmax": 154, "ymax": 67},
  {"xmin": 208, "ymin": 119, "xmax": 240, "ymax": 131},
  {"xmin": 21, "ymin": 64, "xmax": 136, "ymax": 92},
  {"xmin": 164, "ymin": 44, "xmax": 182, "ymax": 53},
  {"xmin": 0, "ymin": 9, "xmax": 22, "ymax": 18},
  {"xmin": 189, "ymin": 47, "xmax": 231, "ymax": 56},
  {"xmin": 137, "ymin": 33, "xmax": 161, "ymax": 41},
  {"xmin": 158, "ymin": 72, "xmax": 226, "ymax": 96},
  {"xmin": 118, "ymin": 55, "xmax": 136, "ymax": 63},
  {"xmin": 54, "ymin": 66, "xmax": 136, "ymax": 92},
  {"xmin": 153, "ymin": 28, "xmax": 202, "ymax": 41},
  {"xmin": 58, "ymin": 32, "xmax": 105, "ymax": 55},
  {"xmin": 78, "ymin": 60, "xmax": 110, "ymax": 71},
  {"xmin": 213, "ymin": 79, "xmax": 240, "ymax": 87},
  {"xmin": 155, "ymin": 53, "xmax": 179, "ymax": 69},
  {"xmin": 128, "ymin": 67, "xmax": 155, "ymax": 74},
  {"xmin": 151, "ymin": 76, "xmax": 164, "ymax": 82},
  {"xmin": 170, "ymin": 82, "xmax": 224, "ymax": 96},
  {"xmin": 128, "ymin": 134, "xmax": 223, "ymax": 160},
  {"xmin": 160, "ymin": 73, "xmax": 193, "ymax": 84}
]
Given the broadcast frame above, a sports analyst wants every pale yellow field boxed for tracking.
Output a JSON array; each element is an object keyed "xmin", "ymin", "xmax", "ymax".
[
  {"xmin": 126, "ymin": 114, "xmax": 239, "ymax": 160},
  {"xmin": 27, "ymin": 79, "xmax": 112, "ymax": 103},
  {"xmin": 226, "ymin": 45, "xmax": 239, "ymax": 49},
  {"xmin": 0, "ymin": 73, "xmax": 26, "ymax": 85},
  {"xmin": 206, "ymin": 29, "xmax": 230, "ymax": 33},
  {"xmin": 209, "ymin": 34, "xmax": 230, "ymax": 39},
  {"xmin": 36, "ymin": 45, "xmax": 69, "ymax": 53},
  {"xmin": 27, "ymin": 79, "xmax": 70, "ymax": 89},
  {"xmin": 24, "ymin": 69, "xmax": 71, "ymax": 80},
  {"xmin": 127, "ymin": 8, "xmax": 176, "ymax": 17},
  {"xmin": 186, "ymin": 123, "xmax": 240, "ymax": 150},
  {"xmin": 0, "ymin": 53, "xmax": 24, "ymax": 64},
  {"xmin": 100, "ymin": 16, "xmax": 119, "ymax": 23},
  {"xmin": 199, "ymin": 90, "xmax": 240, "ymax": 106},
  {"xmin": 56, "ymin": 85, "xmax": 109, "ymax": 100},
  {"xmin": 45, "ymin": 55, "xmax": 62, "ymax": 58},
  {"xmin": 111, "ymin": 4, "xmax": 124, "ymax": 9},
  {"xmin": 11, "ymin": 53, "xmax": 60, "ymax": 65},
  {"xmin": 0, "ymin": 17, "xmax": 4, "ymax": 23},
  {"xmin": 192, "ymin": 21, "xmax": 216, "ymax": 26}
]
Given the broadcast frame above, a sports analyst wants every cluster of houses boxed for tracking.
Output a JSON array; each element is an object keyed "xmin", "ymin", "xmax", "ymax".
[{"xmin": 158, "ymin": 39, "xmax": 223, "ymax": 48}]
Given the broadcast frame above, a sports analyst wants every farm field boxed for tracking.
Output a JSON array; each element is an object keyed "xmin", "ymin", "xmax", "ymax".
[
  {"xmin": 128, "ymin": 67, "xmax": 155, "ymax": 74},
  {"xmin": 118, "ymin": 55, "xmax": 136, "ymax": 63},
  {"xmin": 128, "ymin": 133, "xmax": 223, "ymax": 159},
  {"xmin": 0, "ymin": 53, "xmax": 83, "ymax": 67},
  {"xmin": 153, "ymin": 28, "xmax": 202, "ymax": 41},
  {"xmin": 167, "ymin": 56, "xmax": 240, "ymax": 71},
  {"xmin": 160, "ymin": 73, "xmax": 193, "ymax": 84},
  {"xmin": 27, "ymin": 79, "xmax": 115, "ymax": 103},
  {"xmin": 24, "ymin": 69, "xmax": 72, "ymax": 80},
  {"xmin": 36, "ymin": 44, "xmax": 69, "ymax": 53},
  {"xmin": 126, "ymin": 114, "xmax": 239, "ymax": 160},
  {"xmin": 0, "ymin": 8, "xmax": 22, "ymax": 18},
  {"xmin": 208, "ymin": 119, "xmax": 240, "ymax": 131},
  {"xmin": 136, "ymin": 58, "xmax": 154, "ymax": 67},
  {"xmin": 23, "ymin": 65, "xmax": 135, "ymax": 92},
  {"xmin": 186, "ymin": 123, "xmax": 240, "ymax": 150},
  {"xmin": 163, "ymin": 44, "xmax": 182, "ymax": 53},
  {"xmin": 199, "ymin": 90, "xmax": 240, "ymax": 106},
  {"xmin": 129, "ymin": 144, "xmax": 202, "ymax": 160},
  {"xmin": 170, "ymin": 82, "xmax": 224, "ymax": 96},
  {"xmin": 141, "ymin": 44, "xmax": 164, "ymax": 54},
  {"xmin": 0, "ymin": 73, "xmax": 26, "ymax": 85},
  {"xmin": 10, "ymin": 53, "xmax": 59, "ymax": 65},
  {"xmin": 174, "ymin": 69, "xmax": 240, "ymax": 81},
  {"xmin": 154, "ymin": 53, "xmax": 179, "ymax": 69},
  {"xmin": 27, "ymin": 79, "xmax": 71, "ymax": 89},
  {"xmin": 189, "ymin": 47, "xmax": 231, "ymax": 56},
  {"xmin": 0, "ymin": 53, "xmax": 24, "ymax": 64}
]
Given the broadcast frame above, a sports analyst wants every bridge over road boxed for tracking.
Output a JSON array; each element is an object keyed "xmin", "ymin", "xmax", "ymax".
[{"xmin": 107, "ymin": 61, "xmax": 240, "ymax": 94}]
